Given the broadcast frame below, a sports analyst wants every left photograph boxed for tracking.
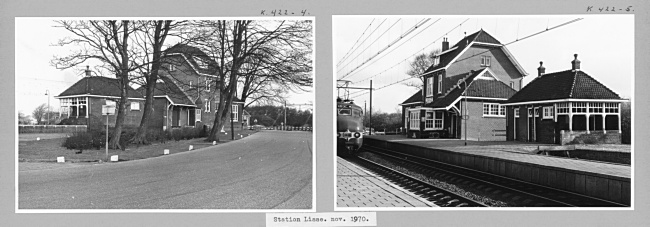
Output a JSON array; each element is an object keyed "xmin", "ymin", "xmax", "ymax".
[{"xmin": 16, "ymin": 18, "xmax": 314, "ymax": 210}]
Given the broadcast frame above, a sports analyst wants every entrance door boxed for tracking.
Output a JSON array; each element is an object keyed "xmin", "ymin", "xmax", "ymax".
[{"xmin": 172, "ymin": 107, "xmax": 180, "ymax": 127}]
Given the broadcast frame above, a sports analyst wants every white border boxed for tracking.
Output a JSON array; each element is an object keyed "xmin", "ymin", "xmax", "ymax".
[
  {"xmin": 332, "ymin": 14, "xmax": 634, "ymax": 211},
  {"xmin": 15, "ymin": 16, "xmax": 316, "ymax": 213}
]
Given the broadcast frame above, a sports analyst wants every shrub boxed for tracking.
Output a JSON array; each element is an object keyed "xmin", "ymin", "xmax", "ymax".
[{"xmin": 62, "ymin": 131, "xmax": 97, "ymax": 152}]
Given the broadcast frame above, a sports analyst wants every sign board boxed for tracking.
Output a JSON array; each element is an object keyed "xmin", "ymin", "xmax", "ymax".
[{"xmin": 102, "ymin": 105, "xmax": 116, "ymax": 115}]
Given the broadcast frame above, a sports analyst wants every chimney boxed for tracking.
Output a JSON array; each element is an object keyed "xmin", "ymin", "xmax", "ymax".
[
  {"xmin": 442, "ymin": 37, "xmax": 449, "ymax": 51},
  {"xmin": 537, "ymin": 61, "xmax": 546, "ymax": 77},
  {"xmin": 85, "ymin": 65, "xmax": 91, "ymax": 77},
  {"xmin": 571, "ymin": 54, "xmax": 581, "ymax": 71}
]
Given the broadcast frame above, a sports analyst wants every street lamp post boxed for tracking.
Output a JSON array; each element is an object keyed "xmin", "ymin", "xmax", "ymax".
[{"xmin": 45, "ymin": 90, "xmax": 50, "ymax": 125}]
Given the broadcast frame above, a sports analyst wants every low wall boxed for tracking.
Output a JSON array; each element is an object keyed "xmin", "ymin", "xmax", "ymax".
[
  {"xmin": 365, "ymin": 137, "xmax": 630, "ymax": 205},
  {"xmin": 560, "ymin": 130, "xmax": 621, "ymax": 145},
  {"xmin": 19, "ymin": 125, "xmax": 88, "ymax": 134}
]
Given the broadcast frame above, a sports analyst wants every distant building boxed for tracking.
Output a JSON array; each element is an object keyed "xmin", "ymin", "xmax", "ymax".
[
  {"xmin": 400, "ymin": 30, "xmax": 527, "ymax": 140},
  {"xmin": 55, "ymin": 70, "xmax": 145, "ymax": 131},
  {"xmin": 503, "ymin": 54, "xmax": 627, "ymax": 144}
]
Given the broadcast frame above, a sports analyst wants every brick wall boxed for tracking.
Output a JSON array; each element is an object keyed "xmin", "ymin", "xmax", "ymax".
[
  {"xmin": 461, "ymin": 100, "xmax": 507, "ymax": 141},
  {"xmin": 560, "ymin": 130, "xmax": 622, "ymax": 145}
]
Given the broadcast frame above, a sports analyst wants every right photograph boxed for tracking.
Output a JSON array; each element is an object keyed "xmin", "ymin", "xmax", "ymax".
[{"xmin": 334, "ymin": 15, "xmax": 633, "ymax": 208}]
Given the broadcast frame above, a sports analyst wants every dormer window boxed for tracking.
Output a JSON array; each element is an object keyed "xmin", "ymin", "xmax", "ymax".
[
  {"xmin": 437, "ymin": 75, "xmax": 442, "ymax": 94},
  {"xmin": 426, "ymin": 77, "xmax": 433, "ymax": 96},
  {"xmin": 168, "ymin": 64, "xmax": 176, "ymax": 71},
  {"xmin": 433, "ymin": 55, "xmax": 440, "ymax": 66},
  {"xmin": 481, "ymin": 56, "xmax": 491, "ymax": 67}
]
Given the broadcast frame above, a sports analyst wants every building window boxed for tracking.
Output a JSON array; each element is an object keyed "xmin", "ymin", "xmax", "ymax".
[
  {"xmin": 404, "ymin": 108, "xmax": 409, "ymax": 129},
  {"xmin": 605, "ymin": 103, "xmax": 619, "ymax": 113},
  {"xmin": 130, "ymin": 102, "xmax": 140, "ymax": 111},
  {"xmin": 483, "ymin": 103, "xmax": 504, "ymax": 117},
  {"xmin": 557, "ymin": 102, "xmax": 569, "ymax": 114},
  {"xmin": 481, "ymin": 56, "xmax": 491, "ymax": 66},
  {"xmin": 169, "ymin": 64, "xmax": 176, "ymax": 71},
  {"xmin": 409, "ymin": 110, "xmax": 420, "ymax": 129},
  {"xmin": 437, "ymin": 75, "xmax": 442, "ymax": 94},
  {"xmin": 433, "ymin": 56, "xmax": 440, "ymax": 66},
  {"xmin": 514, "ymin": 108, "xmax": 519, "ymax": 118},
  {"xmin": 509, "ymin": 81, "xmax": 514, "ymax": 89},
  {"xmin": 232, "ymin": 104, "xmax": 239, "ymax": 122},
  {"xmin": 195, "ymin": 109, "xmax": 202, "ymax": 122},
  {"xmin": 205, "ymin": 99, "xmax": 210, "ymax": 113},
  {"xmin": 426, "ymin": 77, "xmax": 433, "ymax": 96},
  {"xmin": 534, "ymin": 107, "xmax": 539, "ymax": 117},
  {"xmin": 589, "ymin": 102, "xmax": 603, "ymax": 113},
  {"xmin": 425, "ymin": 112, "xmax": 434, "ymax": 129},
  {"xmin": 205, "ymin": 79, "xmax": 211, "ymax": 92},
  {"xmin": 434, "ymin": 111, "xmax": 443, "ymax": 129},
  {"xmin": 189, "ymin": 80, "xmax": 193, "ymax": 89},
  {"xmin": 572, "ymin": 102, "xmax": 587, "ymax": 113},
  {"xmin": 543, "ymin": 106, "xmax": 554, "ymax": 119}
]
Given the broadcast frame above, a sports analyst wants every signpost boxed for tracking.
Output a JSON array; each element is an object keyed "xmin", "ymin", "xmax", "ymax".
[{"xmin": 102, "ymin": 104, "xmax": 115, "ymax": 161}]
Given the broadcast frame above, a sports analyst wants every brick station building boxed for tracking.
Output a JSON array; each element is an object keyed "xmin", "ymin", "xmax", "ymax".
[{"xmin": 503, "ymin": 54, "xmax": 627, "ymax": 145}]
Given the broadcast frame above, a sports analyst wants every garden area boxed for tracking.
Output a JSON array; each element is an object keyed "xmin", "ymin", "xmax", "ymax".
[{"xmin": 19, "ymin": 127, "xmax": 258, "ymax": 164}]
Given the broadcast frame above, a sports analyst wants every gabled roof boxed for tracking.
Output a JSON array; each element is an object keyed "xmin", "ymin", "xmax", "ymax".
[
  {"xmin": 506, "ymin": 70, "xmax": 622, "ymax": 104},
  {"xmin": 400, "ymin": 90, "xmax": 424, "ymax": 105},
  {"xmin": 136, "ymin": 77, "xmax": 195, "ymax": 106},
  {"xmin": 425, "ymin": 29, "xmax": 527, "ymax": 77},
  {"xmin": 56, "ymin": 77, "xmax": 143, "ymax": 99},
  {"xmin": 164, "ymin": 44, "xmax": 217, "ymax": 76},
  {"xmin": 426, "ymin": 68, "xmax": 516, "ymax": 109}
]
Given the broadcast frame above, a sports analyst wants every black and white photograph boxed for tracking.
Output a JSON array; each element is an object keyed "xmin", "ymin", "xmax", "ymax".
[
  {"xmin": 16, "ymin": 18, "xmax": 314, "ymax": 210},
  {"xmin": 335, "ymin": 15, "xmax": 633, "ymax": 208}
]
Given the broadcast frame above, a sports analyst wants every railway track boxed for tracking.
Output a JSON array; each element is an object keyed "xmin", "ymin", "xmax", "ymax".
[
  {"xmin": 343, "ymin": 155, "xmax": 488, "ymax": 207},
  {"xmin": 360, "ymin": 144, "xmax": 627, "ymax": 207}
]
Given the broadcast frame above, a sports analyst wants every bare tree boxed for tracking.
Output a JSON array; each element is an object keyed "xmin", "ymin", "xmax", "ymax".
[
  {"xmin": 185, "ymin": 20, "xmax": 313, "ymax": 142},
  {"xmin": 51, "ymin": 20, "xmax": 140, "ymax": 150},
  {"xmin": 19, "ymin": 111, "xmax": 33, "ymax": 125},
  {"xmin": 404, "ymin": 49, "xmax": 441, "ymax": 89},
  {"xmin": 128, "ymin": 20, "xmax": 176, "ymax": 145},
  {"xmin": 31, "ymin": 104, "xmax": 48, "ymax": 125}
]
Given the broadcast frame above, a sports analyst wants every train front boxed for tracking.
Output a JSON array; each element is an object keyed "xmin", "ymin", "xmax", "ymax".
[{"xmin": 336, "ymin": 102, "xmax": 364, "ymax": 154}]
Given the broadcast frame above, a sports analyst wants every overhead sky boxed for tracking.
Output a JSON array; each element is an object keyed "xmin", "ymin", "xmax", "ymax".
[
  {"xmin": 333, "ymin": 15, "xmax": 634, "ymax": 113},
  {"xmin": 15, "ymin": 18, "xmax": 314, "ymax": 117}
]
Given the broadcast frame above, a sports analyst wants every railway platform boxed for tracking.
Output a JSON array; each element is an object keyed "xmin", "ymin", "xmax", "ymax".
[
  {"xmin": 337, "ymin": 157, "xmax": 436, "ymax": 208},
  {"xmin": 364, "ymin": 135, "xmax": 631, "ymax": 205}
]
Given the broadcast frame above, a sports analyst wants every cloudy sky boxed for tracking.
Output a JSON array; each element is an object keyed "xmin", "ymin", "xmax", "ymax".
[
  {"xmin": 15, "ymin": 18, "xmax": 314, "ymax": 117},
  {"xmin": 333, "ymin": 15, "xmax": 634, "ymax": 113}
]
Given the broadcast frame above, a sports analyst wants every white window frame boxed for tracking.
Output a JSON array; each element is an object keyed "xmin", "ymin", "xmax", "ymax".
[
  {"xmin": 205, "ymin": 79, "xmax": 211, "ymax": 92},
  {"xmin": 437, "ymin": 75, "xmax": 442, "ymax": 94},
  {"xmin": 189, "ymin": 80, "xmax": 193, "ymax": 89},
  {"xmin": 409, "ymin": 110, "xmax": 420, "ymax": 129},
  {"xmin": 481, "ymin": 56, "xmax": 491, "ymax": 66},
  {"xmin": 556, "ymin": 102, "xmax": 569, "ymax": 114},
  {"xmin": 572, "ymin": 102, "xmax": 587, "ymax": 113},
  {"xmin": 528, "ymin": 108, "xmax": 533, "ymax": 117},
  {"xmin": 605, "ymin": 103, "xmax": 619, "ymax": 113},
  {"xmin": 542, "ymin": 106, "xmax": 554, "ymax": 119},
  {"xmin": 130, "ymin": 102, "xmax": 140, "ymax": 111},
  {"xmin": 425, "ymin": 111, "xmax": 434, "ymax": 129},
  {"xmin": 426, "ymin": 77, "xmax": 433, "ymax": 96},
  {"xmin": 232, "ymin": 104, "xmax": 239, "ymax": 122},
  {"xmin": 195, "ymin": 109, "xmax": 202, "ymax": 122},
  {"xmin": 483, "ymin": 103, "xmax": 505, "ymax": 117},
  {"xmin": 205, "ymin": 99, "xmax": 210, "ymax": 113},
  {"xmin": 434, "ymin": 111, "xmax": 443, "ymax": 129},
  {"xmin": 433, "ymin": 55, "xmax": 440, "ymax": 66}
]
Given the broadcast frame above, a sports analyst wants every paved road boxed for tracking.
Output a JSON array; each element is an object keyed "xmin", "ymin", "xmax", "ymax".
[{"xmin": 19, "ymin": 130, "xmax": 312, "ymax": 209}]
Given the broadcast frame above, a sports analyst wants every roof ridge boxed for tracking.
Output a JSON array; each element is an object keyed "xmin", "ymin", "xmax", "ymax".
[{"xmin": 568, "ymin": 70, "xmax": 578, "ymax": 98}]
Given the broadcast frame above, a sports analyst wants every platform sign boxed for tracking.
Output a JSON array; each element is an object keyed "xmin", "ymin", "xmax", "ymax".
[{"xmin": 102, "ymin": 105, "xmax": 116, "ymax": 115}]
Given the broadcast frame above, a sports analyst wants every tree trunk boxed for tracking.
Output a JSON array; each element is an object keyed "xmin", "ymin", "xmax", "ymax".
[
  {"xmin": 109, "ymin": 73, "xmax": 130, "ymax": 150},
  {"xmin": 131, "ymin": 81, "xmax": 156, "ymax": 144}
]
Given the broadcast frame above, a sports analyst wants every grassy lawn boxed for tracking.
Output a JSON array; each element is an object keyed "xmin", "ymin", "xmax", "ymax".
[{"xmin": 19, "ymin": 128, "xmax": 259, "ymax": 163}]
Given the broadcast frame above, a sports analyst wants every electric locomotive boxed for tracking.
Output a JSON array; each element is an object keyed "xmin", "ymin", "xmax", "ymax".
[{"xmin": 336, "ymin": 97, "xmax": 364, "ymax": 155}]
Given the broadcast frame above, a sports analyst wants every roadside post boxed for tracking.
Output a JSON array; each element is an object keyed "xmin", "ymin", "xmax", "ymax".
[{"xmin": 102, "ymin": 104, "xmax": 115, "ymax": 161}]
